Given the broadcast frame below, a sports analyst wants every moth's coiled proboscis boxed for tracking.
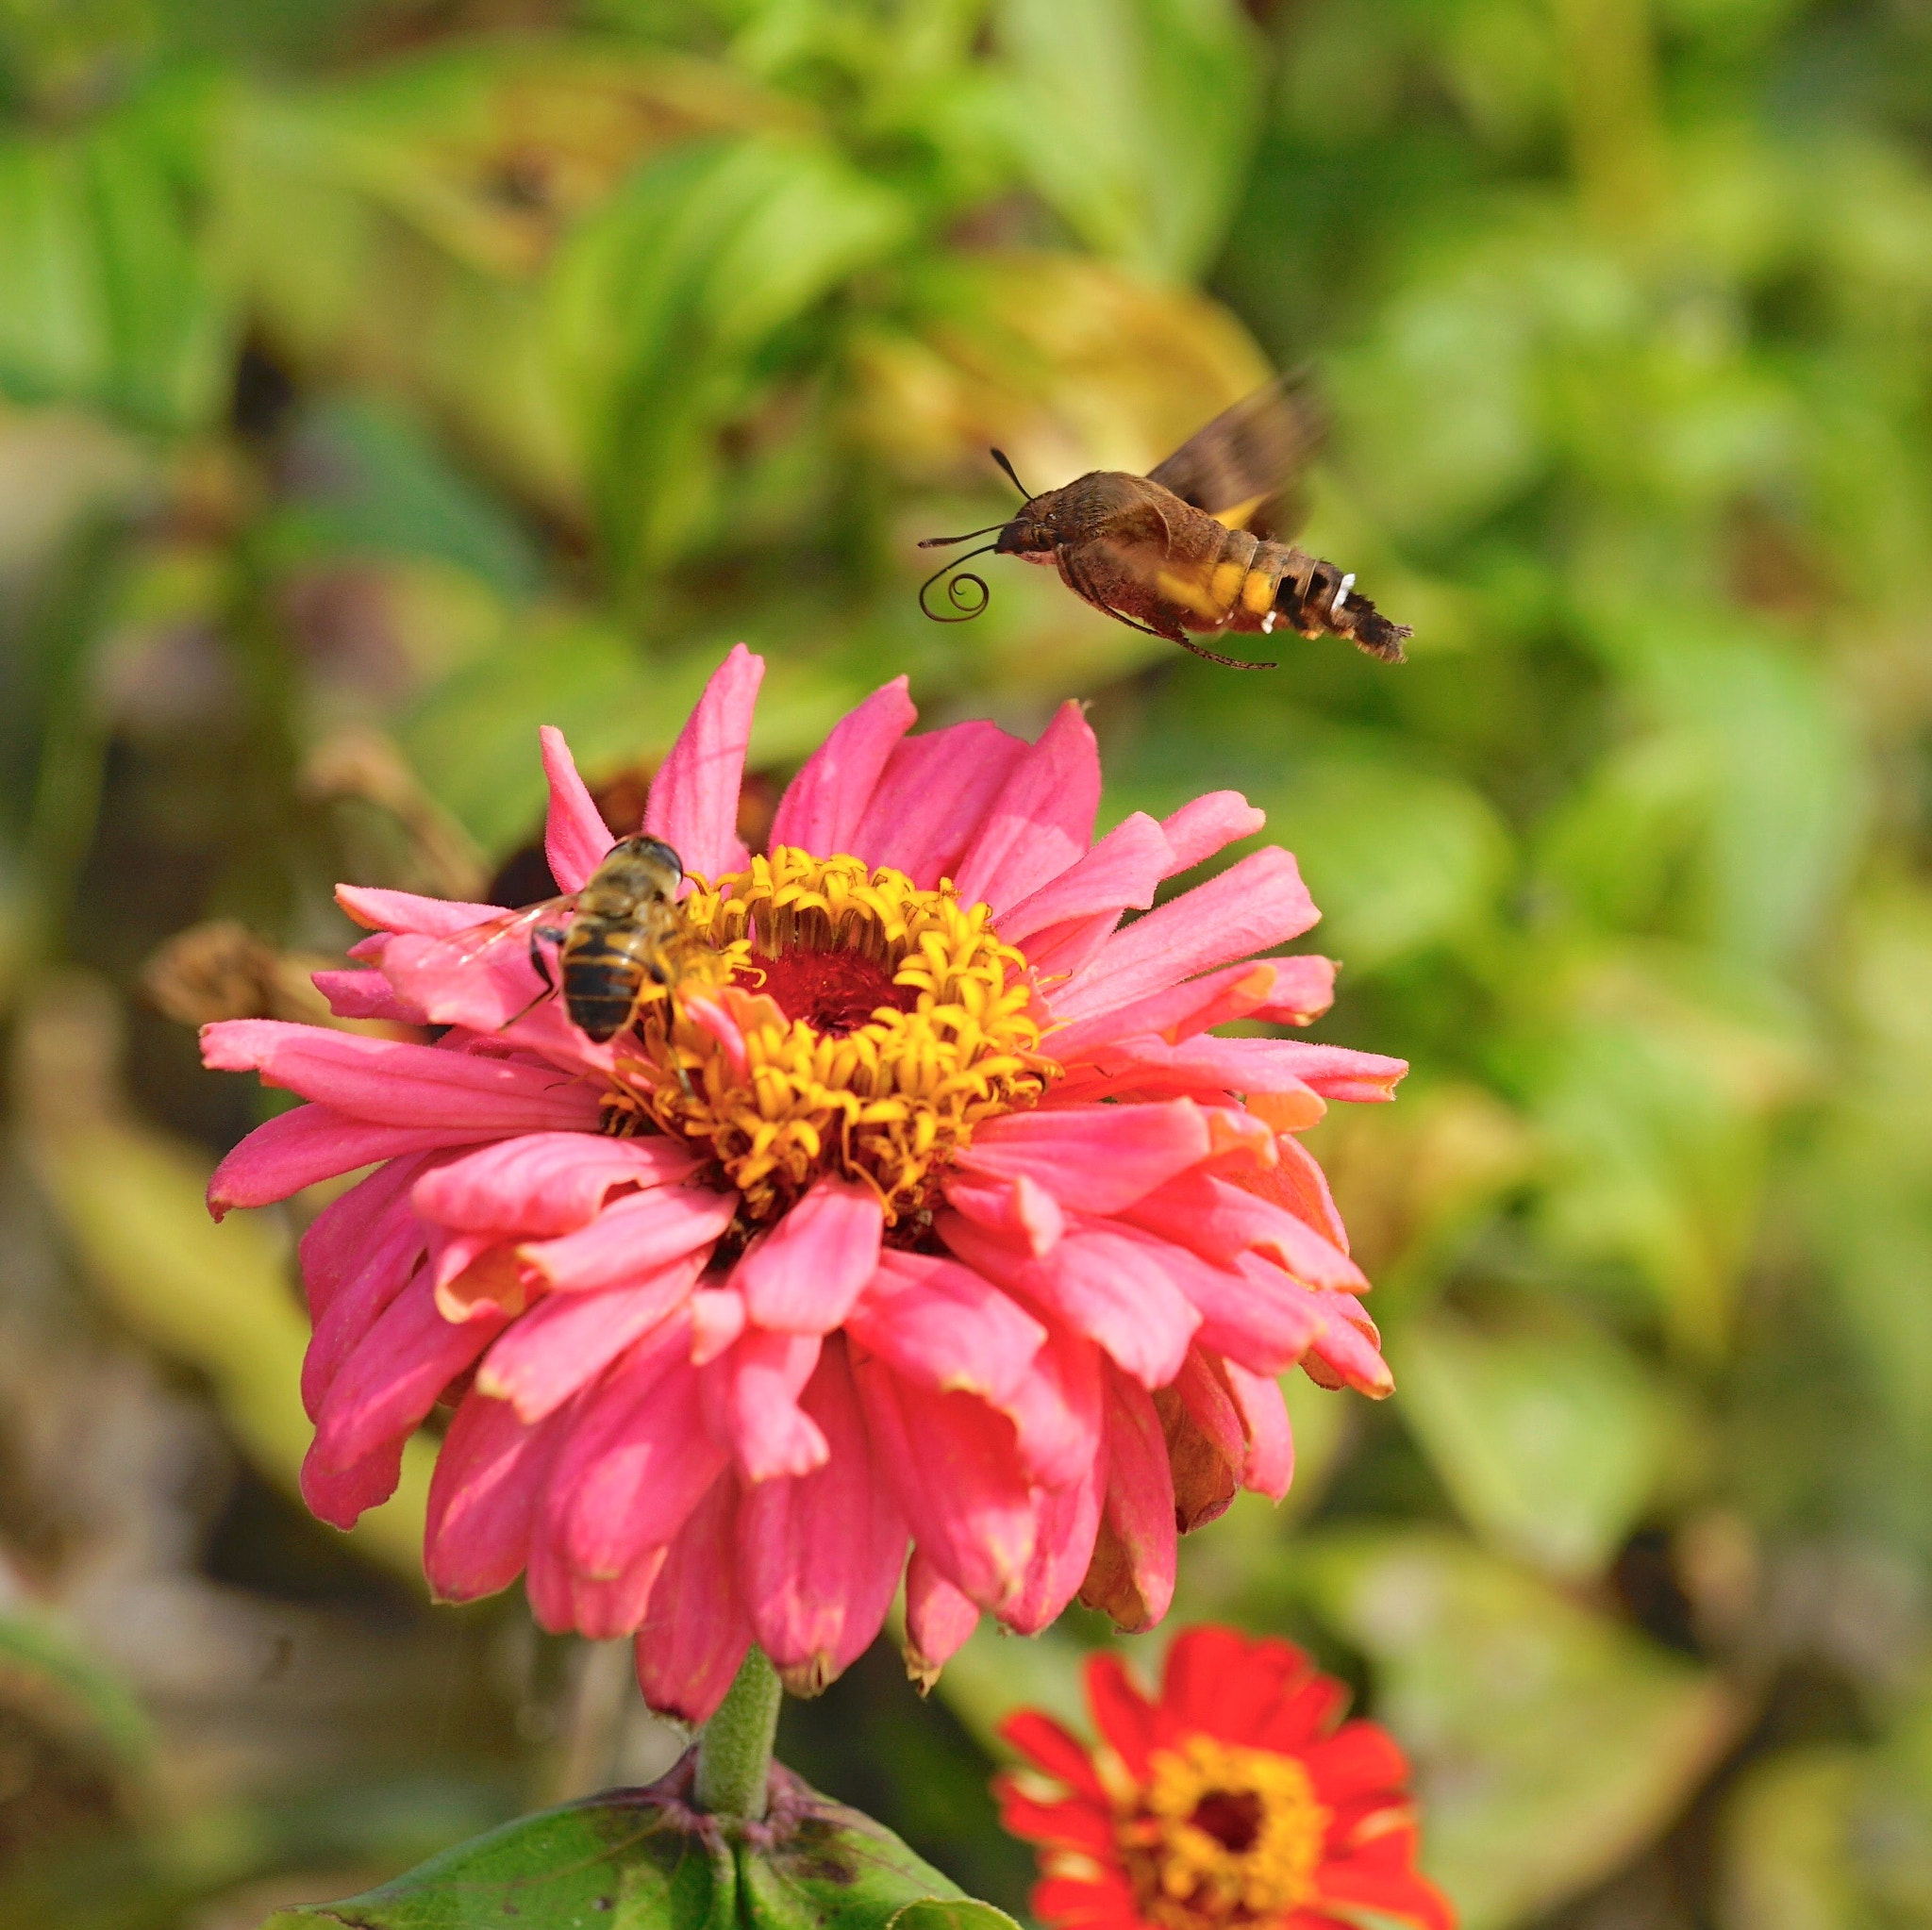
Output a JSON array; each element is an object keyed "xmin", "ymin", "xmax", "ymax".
[{"xmin": 917, "ymin": 541, "xmax": 998, "ymax": 624}]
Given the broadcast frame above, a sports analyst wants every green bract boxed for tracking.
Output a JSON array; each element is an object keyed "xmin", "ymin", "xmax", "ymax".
[{"xmin": 262, "ymin": 1758, "xmax": 1024, "ymax": 1930}]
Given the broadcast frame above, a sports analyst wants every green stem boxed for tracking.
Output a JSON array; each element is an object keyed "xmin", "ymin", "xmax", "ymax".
[{"xmin": 693, "ymin": 1647, "xmax": 782, "ymax": 1820}]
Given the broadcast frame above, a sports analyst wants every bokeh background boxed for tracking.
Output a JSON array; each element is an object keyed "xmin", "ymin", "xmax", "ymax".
[{"xmin": 3, "ymin": 1, "xmax": 1930, "ymax": 1924}]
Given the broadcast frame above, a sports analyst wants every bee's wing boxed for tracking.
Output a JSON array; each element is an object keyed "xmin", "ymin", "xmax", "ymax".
[
  {"xmin": 1145, "ymin": 373, "xmax": 1324, "ymax": 542},
  {"xmin": 430, "ymin": 896, "xmax": 574, "ymax": 972}
]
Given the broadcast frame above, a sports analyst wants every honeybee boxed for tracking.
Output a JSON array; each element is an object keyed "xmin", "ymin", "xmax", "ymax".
[
  {"xmin": 918, "ymin": 375, "xmax": 1410, "ymax": 669},
  {"xmin": 453, "ymin": 835, "xmax": 688, "ymax": 1042}
]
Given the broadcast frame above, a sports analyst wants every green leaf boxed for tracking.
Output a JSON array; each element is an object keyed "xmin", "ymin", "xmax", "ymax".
[
  {"xmin": 0, "ymin": 84, "xmax": 233, "ymax": 433},
  {"xmin": 278, "ymin": 398, "xmax": 542, "ymax": 596},
  {"xmin": 262, "ymin": 1759, "xmax": 1016, "ymax": 1930},
  {"xmin": 992, "ymin": 0, "xmax": 1263, "ymax": 281},
  {"xmin": 1717, "ymin": 1738, "xmax": 1932, "ymax": 1929},
  {"xmin": 550, "ymin": 132, "xmax": 913, "ymax": 574},
  {"xmin": 1392, "ymin": 1307, "xmax": 1680, "ymax": 1578},
  {"xmin": 1296, "ymin": 1529, "xmax": 1742, "ymax": 1930},
  {"xmin": 1266, "ymin": 754, "xmax": 1511, "ymax": 973}
]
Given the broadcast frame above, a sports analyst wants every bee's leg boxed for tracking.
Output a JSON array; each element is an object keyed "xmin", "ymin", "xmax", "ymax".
[{"xmin": 501, "ymin": 925, "xmax": 565, "ymax": 1030}]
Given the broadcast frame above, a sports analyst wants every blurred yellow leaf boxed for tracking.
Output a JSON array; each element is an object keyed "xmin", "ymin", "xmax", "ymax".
[{"xmin": 15, "ymin": 977, "xmax": 432, "ymax": 1586}]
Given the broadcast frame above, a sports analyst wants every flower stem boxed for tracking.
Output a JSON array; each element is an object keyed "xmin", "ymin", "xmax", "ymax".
[{"xmin": 693, "ymin": 1647, "xmax": 782, "ymax": 1820}]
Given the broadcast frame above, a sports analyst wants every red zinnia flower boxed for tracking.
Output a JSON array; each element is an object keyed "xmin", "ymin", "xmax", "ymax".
[
  {"xmin": 200, "ymin": 651, "xmax": 1407, "ymax": 1721},
  {"xmin": 997, "ymin": 1626, "xmax": 1454, "ymax": 1930}
]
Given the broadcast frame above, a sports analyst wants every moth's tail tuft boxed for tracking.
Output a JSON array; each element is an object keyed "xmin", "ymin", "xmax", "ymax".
[{"xmin": 1349, "ymin": 607, "xmax": 1410, "ymax": 664}]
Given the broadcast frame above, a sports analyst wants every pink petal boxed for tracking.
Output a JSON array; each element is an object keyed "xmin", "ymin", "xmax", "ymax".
[
  {"xmin": 208, "ymin": 1105, "xmax": 505, "ymax": 1217},
  {"xmin": 1119, "ymin": 1172, "xmax": 1366, "ymax": 1290},
  {"xmin": 1046, "ymin": 960, "xmax": 1290, "ymax": 1062},
  {"xmin": 642, "ymin": 643, "xmax": 762, "ymax": 882},
  {"xmin": 476, "ymin": 1253, "xmax": 707, "ymax": 1422},
  {"xmin": 528, "ymin": 1533, "xmax": 666, "ymax": 1641},
  {"xmin": 336, "ymin": 884, "xmax": 501, "ymax": 936},
  {"xmin": 1159, "ymin": 791, "xmax": 1265, "ymax": 873},
  {"xmin": 1003, "ymin": 1459, "xmax": 1105, "ymax": 1637},
  {"xmin": 303, "ymin": 1209, "xmax": 429, "ymax": 1421},
  {"xmin": 1051, "ymin": 848, "xmax": 1320, "ymax": 1024},
  {"xmin": 1098, "ymin": 1035, "xmax": 1405, "ymax": 1104},
  {"xmin": 1247, "ymin": 956, "xmax": 1339, "ymax": 1025},
  {"xmin": 1291, "ymin": 1277, "xmax": 1392, "ymax": 1395},
  {"xmin": 376, "ymin": 925, "xmax": 585, "ymax": 1047},
  {"xmin": 413, "ymin": 1133, "xmax": 697, "ymax": 1238},
  {"xmin": 769, "ymin": 677, "xmax": 917, "ymax": 857},
  {"xmin": 1265, "ymin": 1040, "xmax": 1408, "ymax": 1103},
  {"xmin": 953, "ymin": 703, "xmax": 1102, "ymax": 914},
  {"xmin": 940, "ymin": 1216, "xmax": 1200, "ymax": 1390},
  {"xmin": 682, "ymin": 992, "xmax": 749, "ymax": 1081},
  {"xmin": 732, "ymin": 1175, "xmax": 883, "ymax": 1333},
  {"xmin": 905, "ymin": 1548, "xmax": 978, "ymax": 1682},
  {"xmin": 425, "ymin": 1389, "xmax": 570, "ymax": 1601},
  {"xmin": 996, "ymin": 813, "xmax": 1171, "ymax": 943},
  {"xmin": 1223, "ymin": 1360, "xmax": 1294, "ymax": 1499},
  {"xmin": 541, "ymin": 725, "xmax": 614, "ymax": 893},
  {"xmin": 634, "ymin": 1477, "xmax": 752, "ymax": 1723},
  {"xmin": 299, "ymin": 1153, "xmax": 432, "ymax": 1320},
  {"xmin": 301, "ymin": 1433, "xmax": 406, "ymax": 1530},
  {"xmin": 518, "ymin": 1184, "xmax": 736, "ymax": 1292},
  {"xmin": 311, "ymin": 1271, "xmax": 508, "ymax": 1474},
  {"xmin": 737, "ymin": 1339, "xmax": 908, "ymax": 1691},
  {"xmin": 1117, "ymin": 1234, "xmax": 1324, "ymax": 1377},
  {"xmin": 1091, "ymin": 1368, "xmax": 1176, "ymax": 1632},
  {"xmin": 1021, "ymin": 908, "xmax": 1126, "ymax": 984},
  {"xmin": 843, "ymin": 1250, "xmax": 1045, "ymax": 1404},
  {"xmin": 957, "ymin": 1099, "xmax": 1213, "ymax": 1213},
  {"xmin": 202, "ymin": 1022, "xmax": 600, "ymax": 1131},
  {"xmin": 851, "ymin": 1357, "xmax": 1035, "ymax": 1613},
  {"xmin": 941, "ymin": 1169, "xmax": 1065, "ymax": 1256},
  {"xmin": 848, "ymin": 720, "xmax": 1028, "ymax": 887},
  {"xmin": 1164, "ymin": 1348, "xmax": 1249, "ymax": 1521},
  {"xmin": 1055, "ymin": 1035, "xmax": 1328, "ymax": 1107},
  {"xmin": 990, "ymin": 1311, "xmax": 1105, "ymax": 1491},
  {"xmin": 1268, "ymin": 1133, "xmax": 1350, "ymax": 1251},
  {"xmin": 555, "ymin": 1335, "xmax": 726, "ymax": 1576},
  {"xmin": 700, "ymin": 1328, "xmax": 826, "ymax": 1482},
  {"xmin": 690, "ymin": 1287, "xmax": 748, "ymax": 1363},
  {"xmin": 311, "ymin": 968, "xmax": 425, "ymax": 1023}
]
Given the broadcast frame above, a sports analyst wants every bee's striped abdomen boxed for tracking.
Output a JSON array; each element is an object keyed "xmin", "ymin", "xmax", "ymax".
[{"xmin": 561, "ymin": 927, "xmax": 656, "ymax": 1042}]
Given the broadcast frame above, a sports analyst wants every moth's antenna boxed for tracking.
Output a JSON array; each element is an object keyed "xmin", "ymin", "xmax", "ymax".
[
  {"xmin": 989, "ymin": 448, "xmax": 1033, "ymax": 503},
  {"xmin": 917, "ymin": 520, "xmax": 1010, "ymax": 549}
]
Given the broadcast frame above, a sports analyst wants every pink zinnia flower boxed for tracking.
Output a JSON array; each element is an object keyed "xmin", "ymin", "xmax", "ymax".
[{"xmin": 202, "ymin": 647, "xmax": 1405, "ymax": 1722}]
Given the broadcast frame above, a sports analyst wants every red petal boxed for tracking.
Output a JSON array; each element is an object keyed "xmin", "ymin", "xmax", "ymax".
[
  {"xmin": 1084, "ymin": 1652, "xmax": 1157, "ymax": 1777},
  {"xmin": 998, "ymin": 1710, "xmax": 1108, "ymax": 1804}
]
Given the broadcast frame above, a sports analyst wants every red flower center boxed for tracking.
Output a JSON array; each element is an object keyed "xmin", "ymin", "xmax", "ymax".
[
  {"xmin": 747, "ymin": 947, "xmax": 920, "ymax": 1037},
  {"xmin": 1188, "ymin": 1790, "xmax": 1263, "ymax": 1855},
  {"xmin": 1115, "ymin": 1735, "xmax": 1331, "ymax": 1929}
]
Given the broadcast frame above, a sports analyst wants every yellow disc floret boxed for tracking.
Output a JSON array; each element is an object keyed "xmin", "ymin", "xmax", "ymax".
[
  {"xmin": 1116, "ymin": 1734, "xmax": 1331, "ymax": 1929},
  {"xmin": 609, "ymin": 847, "xmax": 1054, "ymax": 1224}
]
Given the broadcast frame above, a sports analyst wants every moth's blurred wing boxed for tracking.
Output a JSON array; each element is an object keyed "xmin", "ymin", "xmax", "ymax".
[{"xmin": 1145, "ymin": 373, "xmax": 1324, "ymax": 541}]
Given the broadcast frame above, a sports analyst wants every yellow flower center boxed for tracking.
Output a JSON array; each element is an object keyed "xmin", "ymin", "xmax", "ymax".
[
  {"xmin": 1115, "ymin": 1735, "xmax": 1331, "ymax": 1929},
  {"xmin": 607, "ymin": 847, "xmax": 1054, "ymax": 1224}
]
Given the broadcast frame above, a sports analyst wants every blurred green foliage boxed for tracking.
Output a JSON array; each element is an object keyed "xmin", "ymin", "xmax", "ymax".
[{"xmin": 1, "ymin": 0, "xmax": 1930, "ymax": 1926}]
